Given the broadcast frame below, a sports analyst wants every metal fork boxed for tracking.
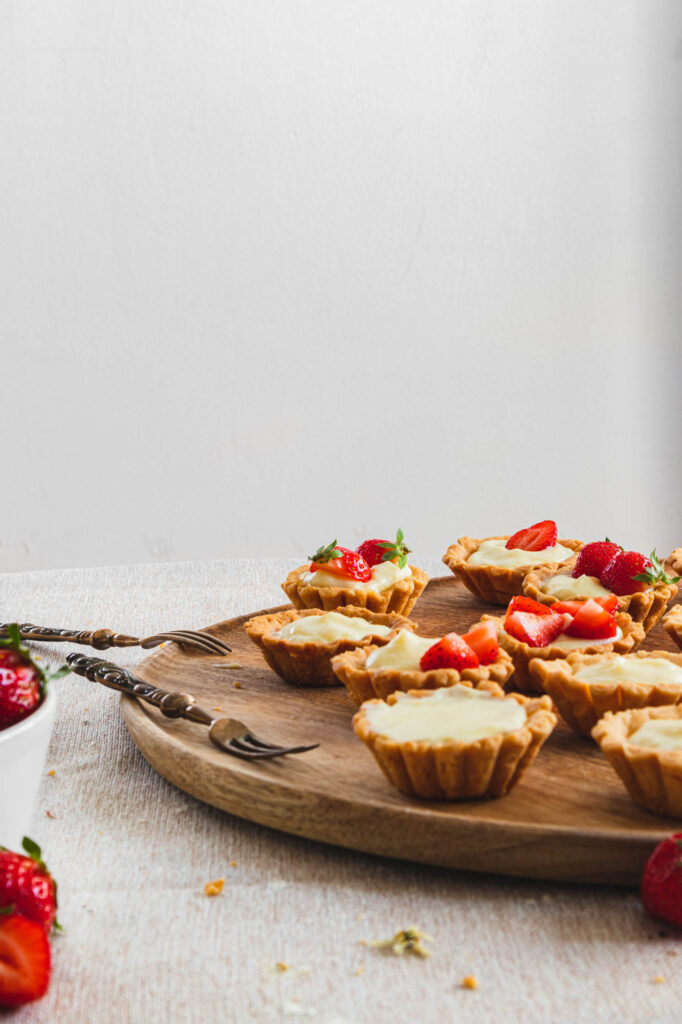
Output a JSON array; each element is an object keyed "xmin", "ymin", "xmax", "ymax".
[
  {"xmin": 66, "ymin": 653, "xmax": 318, "ymax": 761},
  {"xmin": 0, "ymin": 623, "xmax": 231, "ymax": 657}
]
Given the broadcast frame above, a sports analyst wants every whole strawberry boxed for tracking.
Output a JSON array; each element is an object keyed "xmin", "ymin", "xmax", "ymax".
[
  {"xmin": 0, "ymin": 625, "xmax": 68, "ymax": 732},
  {"xmin": 601, "ymin": 549, "xmax": 680, "ymax": 597},
  {"xmin": 0, "ymin": 838, "xmax": 59, "ymax": 934},
  {"xmin": 572, "ymin": 540, "xmax": 621, "ymax": 580},
  {"xmin": 641, "ymin": 833, "xmax": 682, "ymax": 928},
  {"xmin": 356, "ymin": 529, "xmax": 411, "ymax": 569}
]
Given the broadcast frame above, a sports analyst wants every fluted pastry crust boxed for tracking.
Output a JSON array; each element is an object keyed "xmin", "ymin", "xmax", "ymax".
[
  {"xmin": 281, "ymin": 564, "xmax": 428, "ymax": 617},
  {"xmin": 442, "ymin": 536, "xmax": 583, "ymax": 605},
  {"xmin": 529, "ymin": 650, "xmax": 682, "ymax": 736},
  {"xmin": 353, "ymin": 688, "xmax": 556, "ymax": 800},
  {"xmin": 484, "ymin": 612, "xmax": 645, "ymax": 694},
  {"xmin": 592, "ymin": 705, "xmax": 682, "ymax": 818},
  {"xmin": 331, "ymin": 642, "xmax": 514, "ymax": 706},
  {"xmin": 664, "ymin": 604, "xmax": 682, "ymax": 652},
  {"xmin": 522, "ymin": 566, "xmax": 677, "ymax": 634},
  {"xmin": 244, "ymin": 606, "xmax": 416, "ymax": 687}
]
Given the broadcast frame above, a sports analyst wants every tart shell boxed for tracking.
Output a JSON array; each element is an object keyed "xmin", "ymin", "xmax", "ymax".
[
  {"xmin": 664, "ymin": 605, "xmax": 682, "ymax": 653},
  {"xmin": 352, "ymin": 688, "xmax": 556, "ymax": 800},
  {"xmin": 331, "ymin": 643, "xmax": 515, "ymax": 706},
  {"xmin": 529, "ymin": 650, "xmax": 682, "ymax": 736},
  {"xmin": 281, "ymin": 564, "xmax": 428, "ymax": 617},
  {"xmin": 592, "ymin": 705, "xmax": 682, "ymax": 818},
  {"xmin": 522, "ymin": 566, "xmax": 677, "ymax": 634},
  {"xmin": 244, "ymin": 606, "xmax": 416, "ymax": 688},
  {"xmin": 442, "ymin": 536, "xmax": 583, "ymax": 605},
  {"xmin": 484, "ymin": 612, "xmax": 646, "ymax": 694}
]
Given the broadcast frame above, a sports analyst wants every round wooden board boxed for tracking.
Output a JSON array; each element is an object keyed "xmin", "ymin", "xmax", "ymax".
[{"xmin": 122, "ymin": 576, "xmax": 682, "ymax": 885}]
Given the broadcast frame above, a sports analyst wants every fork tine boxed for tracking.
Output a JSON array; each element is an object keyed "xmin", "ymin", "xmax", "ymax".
[
  {"xmin": 144, "ymin": 631, "xmax": 232, "ymax": 654},
  {"xmin": 229, "ymin": 737, "xmax": 319, "ymax": 757}
]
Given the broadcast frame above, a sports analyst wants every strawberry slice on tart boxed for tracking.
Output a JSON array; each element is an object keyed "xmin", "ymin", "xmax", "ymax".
[
  {"xmin": 506, "ymin": 520, "xmax": 558, "ymax": 552},
  {"xmin": 419, "ymin": 633, "xmax": 479, "ymax": 672}
]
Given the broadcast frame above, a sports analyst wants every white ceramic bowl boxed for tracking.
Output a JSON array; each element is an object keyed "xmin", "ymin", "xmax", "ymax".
[{"xmin": 0, "ymin": 687, "xmax": 57, "ymax": 851}]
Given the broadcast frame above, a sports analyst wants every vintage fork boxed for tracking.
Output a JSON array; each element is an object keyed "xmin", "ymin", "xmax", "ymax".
[
  {"xmin": 0, "ymin": 623, "xmax": 231, "ymax": 656},
  {"xmin": 66, "ymin": 653, "xmax": 318, "ymax": 761}
]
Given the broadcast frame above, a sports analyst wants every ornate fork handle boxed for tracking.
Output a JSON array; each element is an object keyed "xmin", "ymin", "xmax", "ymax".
[
  {"xmin": 0, "ymin": 623, "xmax": 140, "ymax": 650},
  {"xmin": 66, "ymin": 653, "xmax": 214, "ymax": 726}
]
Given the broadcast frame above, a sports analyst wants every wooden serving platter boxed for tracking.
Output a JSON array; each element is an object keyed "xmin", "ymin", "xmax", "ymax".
[{"xmin": 122, "ymin": 577, "xmax": 682, "ymax": 885}]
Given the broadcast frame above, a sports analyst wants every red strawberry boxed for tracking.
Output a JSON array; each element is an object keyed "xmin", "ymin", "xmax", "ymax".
[
  {"xmin": 356, "ymin": 529, "xmax": 411, "ymax": 569},
  {"xmin": 506, "ymin": 520, "xmax": 558, "ymax": 552},
  {"xmin": 0, "ymin": 913, "xmax": 51, "ymax": 1008},
  {"xmin": 550, "ymin": 595, "xmax": 619, "ymax": 616},
  {"xmin": 308, "ymin": 540, "xmax": 371, "ymax": 582},
  {"xmin": 0, "ymin": 839, "xmax": 58, "ymax": 934},
  {"xmin": 0, "ymin": 626, "xmax": 68, "ymax": 733},
  {"xmin": 641, "ymin": 834, "xmax": 682, "ymax": 928},
  {"xmin": 601, "ymin": 548, "xmax": 680, "ymax": 597},
  {"xmin": 504, "ymin": 611, "xmax": 566, "ymax": 648},
  {"xmin": 563, "ymin": 599, "xmax": 617, "ymax": 640},
  {"xmin": 572, "ymin": 540, "xmax": 621, "ymax": 579},
  {"xmin": 419, "ymin": 633, "xmax": 479, "ymax": 672},
  {"xmin": 461, "ymin": 621, "xmax": 498, "ymax": 665},
  {"xmin": 505, "ymin": 596, "xmax": 555, "ymax": 621}
]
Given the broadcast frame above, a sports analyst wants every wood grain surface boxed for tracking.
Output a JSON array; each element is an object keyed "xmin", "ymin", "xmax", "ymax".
[{"xmin": 122, "ymin": 576, "xmax": 682, "ymax": 885}]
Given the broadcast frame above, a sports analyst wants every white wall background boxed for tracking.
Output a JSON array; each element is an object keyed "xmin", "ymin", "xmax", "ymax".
[{"xmin": 2, "ymin": 1, "xmax": 681, "ymax": 573}]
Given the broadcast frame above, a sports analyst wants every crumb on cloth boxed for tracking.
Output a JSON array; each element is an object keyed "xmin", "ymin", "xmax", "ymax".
[{"xmin": 204, "ymin": 878, "xmax": 225, "ymax": 897}]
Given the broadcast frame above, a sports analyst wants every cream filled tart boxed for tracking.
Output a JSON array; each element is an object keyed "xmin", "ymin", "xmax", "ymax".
[
  {"xmin": 529, "ymin": 650, "xmax": 682, "ymax": 736},
  {"xmin": 352, "ymin": 684, "xmax": 556, "ymax": 800},
  {"xmin": 593, "ymin": 705, "xmax": 682, "ymax": 818},
  {"xmin": 244, "ymin": 606, "xmax": 415, "ymax": 687},
  {"xmin": 442, "ymin": 520, "xmax": 582, "ymax": 605}
]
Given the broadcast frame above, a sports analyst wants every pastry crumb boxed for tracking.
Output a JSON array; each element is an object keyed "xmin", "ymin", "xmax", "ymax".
[
  {"xmin": 462, "ymin": 975, "xmax": 478, "ymax": 990},
  {"xmin": 358, "ymin": 939, "xmax": 367, "ymax": 947},
  {"xmin": 47, "ymin": 770, "xmax": 56, "ymax": 777},
  {"xmin": 653, "ymin": 975, "xmax": 666, "ymax": 984},
  {"xmin": 371, "ymin": 927, "xmax": 433, "ymax": 958},
  {"xmin": 212, "ymin": 662, "xmax": 243, "ymax": 670},
  {"xmin": 204, "ymin": 878, "xmax": 225, "ymax": 897},
  {"xmin": 234, "ymin": 681, "xmax": 243, "ymax": 689},
  {"xmin": 213, "ymin": 706, "xmax": 223, "ymax": 712},
  {"xmin": 275, "ymin": 962, "xmax": 289, "ymax": 972},
  {"xmin": 667, "ymin": 950, "xmax": 678, "ymax": 957},
  {"xmin": 230, "ymin": 860, "xmax": 237, "ymax": 868},
  {"xmin": 354, "ymin": 966, "xmax": 364, "ymax": 976}
]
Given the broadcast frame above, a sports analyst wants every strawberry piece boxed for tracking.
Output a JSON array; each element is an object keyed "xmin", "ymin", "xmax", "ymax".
[
  {"xmin": 505, "ymin": 596, "xmax": 555, "ymax": 621},
  {"xmin": 419, "ymin": 633, "xmax": 480, "ymax": 672},
  {"xmin": 572, "ymin": 540, "xmax": 621, "ymax": 579},
  {"xmin": 0, "ymin": 626, "xmax": 69, "ymax": 733},
  {"xmin": 504, "ymin": 611, "xmax": 566, "ymax": 648},
  {"xmin": 0, "ymin": 913, "xmax": 51, "ymax": 1008},
  {"xmin": 308, "ymin": 540, "xmax": 371, "ymax": 582},
  {"xmin": 505, "ymin": 520, "xmax": 558, "ymax": 552},
  {"xmin": 356, "ymin": 529, "xmax": 411, "ymax": 569},
  {"xmin": 641, "ymin": 834, "xmax": 682, "ymax": 928},
  {"xmin": 0, "ymin": 839, "xmax": 58, "ymax": 934},
  {"xmin": 461, "ymin": 621, "xmax": 498, "ymax": 665},
  {"xmin": 601, "ymin": 548, "xmax": 680, "ymax": 596},
  {"xmin": 550, "ymin": 595, "xmax": 618, "ymax": 616},
  {"xmin": 563, "ymin": 599, "xmax": 617, "ymax": 640}
]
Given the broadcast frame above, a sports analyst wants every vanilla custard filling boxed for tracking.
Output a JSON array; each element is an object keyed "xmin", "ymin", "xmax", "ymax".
[
  {"xmin": 541, "ymin": 574, "xmax": 611, "ymax": 601},
  {"xmin": 365, "ymin": 629, "xmax": 439, "ymax": 671},
  {"xmin": 302, "ymin": 561, "xmax": 412, "ymax": 593},
  {"xmin": 575, "ymin": 656, "xmax": 682, "ymax": 687},
  {"xmin": 468, "ymin": 538, "xmax": 574, "ymax": 569},
  {"xmin": 628, "ymin": 719, "xmax": 682, "ymax": 751},
  {"xmin": 501, "ymin": 625, "xmax": 622, "ymax": 651},
  {"xmin": 275, "ymin": 612, "xmax": 391, "ymax": 645},
  {"xmin": 363, "ymin": 684, "xmax": 526, "ymax": 743}
]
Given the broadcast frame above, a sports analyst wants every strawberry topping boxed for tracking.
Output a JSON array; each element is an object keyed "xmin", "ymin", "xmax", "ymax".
[
  {"xmin": 0, "ymin": 626, "xmax": 69, "ymax": 733},
  {"xmin": 308, "ymin": 540, "xmax": 372, "ymax": 582},
  {"xmin": 600, "ymin": 549, "xmax": 679, "ymax": 596},
  {"xmin": 460, "ymin": 621, "xmax": 499, "ymax": 665},
  {"xmin": 572, "ymin": 540, "xmax": 621, "ymax": 579},
  {"xmin": 0, "ymin": 913, "xmax": 51, "ymax": 1008},
  {"xmin": 419, "ymin": 633, "xmax": 479, "ymax": 672},
  {"xmin": 504, "ymin": 611, "xmax": 566, "ymax": 648},
  {"xmin": 506, "ymin": 520, "xmax": 558, "ymax": 552},
  {"xmin": 505, "ymin": 596, "xmax": 555, "ymax": 621},
  {"xmin": 641, "ymin": 834, "xmax": 682, "ymax": 928},
  {"xmin": 356, "ymin": 529, "xmax": 411, "ymax": 569},
  {"xmin": 563, "ymin": 599, "xmax": 617, "ymax": 640},
  {"xmin": 550, "ymin": 595, "xmax": 618, "ymax": 616}
]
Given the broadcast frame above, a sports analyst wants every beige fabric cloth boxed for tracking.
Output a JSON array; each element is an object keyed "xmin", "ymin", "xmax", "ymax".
[{"xmin": 1, "ymin": 559, "xmax": 679, "ymax": 1024}]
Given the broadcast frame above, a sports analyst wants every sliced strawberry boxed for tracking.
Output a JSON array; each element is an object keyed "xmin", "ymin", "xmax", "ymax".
[
  {"xmin": 461, "ymin": 621, "xmax": 498, "ymax": 665},
  {"xmin": 505, "ymin": 611, "xmax": 566, "ymax": 648},
  {"xmin": 506, "ymin": 596, "xmax": 555, "ymax": 620},
  {"xmin": 563, "ymin": 599, "xmax": 617, "ymax": 640},
  {"xmin": 308, "ymin": 540, "xmax": 372, "ymax": 582},
  {"xmin": 419, "ymin": 633, "xmax": 480, "ymax": 672},
  {"xmin": 0, "ymin": 913, "xmax": 51, "ymax": 1008},
  {"xmin": 550, "ymin": 595, "xmax": 618, "ymax": 616},
  {"xmin": 506, "ymin": 520, "xmax": 558, "ymax": 552},
  {"xmin": 572, "ymin": 540, "xmax": 621, "ymax": 579}
]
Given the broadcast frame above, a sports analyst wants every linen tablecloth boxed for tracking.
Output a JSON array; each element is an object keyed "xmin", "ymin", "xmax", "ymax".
[{"xmin": 2, "ymin": 558, "xmax": 679, "ymax": 1024}]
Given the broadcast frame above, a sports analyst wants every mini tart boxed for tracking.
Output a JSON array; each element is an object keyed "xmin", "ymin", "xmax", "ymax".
[
  {"xmin": 352, "ymin": 685, "xmax": 556, "ymax": 800},
  {"xmin": 331, "ymin": 639, "xmax": 514, "ymax": 706},
  {"xmin": 522, "ymin": 565, "xmax": 677, "ymax": 634},
  {"xmin": 666, "ymin": 548, "xmax": 682, "ymax": 579},
  {"xmin": 244, "ymin": 607, "xmax": 415, "ymax": 687},
  {"xmin": 442, "ymin": 536, "xmax": 583, "ymax": 605},
  {"xmin": 592, "ymin": 705, "xmax": 682, "ymax": 818},
  {"xmin": 483, "ymin": 612, "xmax": 645, "ymax": 694},
  {"xmin": 528, "ymin": 650, "xmax": 682, "ymax": 736},
  {"xmin": 281, "ymin": 563, "xmax": 428, "ymax": 616},
  {"xmin": 664, "ymin": 604, "xmax": 682, "ymax": 652}
]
